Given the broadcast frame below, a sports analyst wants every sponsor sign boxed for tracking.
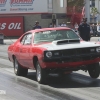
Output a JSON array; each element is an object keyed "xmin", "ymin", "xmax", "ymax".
[
  {"xmin": 0, "ymin": 0, "xmax": 48, "ymax": 14},
  {"xmin": 0, "ymin": 16, "xmax": 24, "ymax": 36}
]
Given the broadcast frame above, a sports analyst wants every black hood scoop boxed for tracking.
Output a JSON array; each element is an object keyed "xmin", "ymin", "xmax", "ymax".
[{"xmin": 52, "ymin": 39, "xmax": 80, "ymax": 45}]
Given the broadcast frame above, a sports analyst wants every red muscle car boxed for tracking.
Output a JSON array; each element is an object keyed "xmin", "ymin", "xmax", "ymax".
[{"xmin": 8, "ymin": 27, "xmax": 100, "ymax": 84}]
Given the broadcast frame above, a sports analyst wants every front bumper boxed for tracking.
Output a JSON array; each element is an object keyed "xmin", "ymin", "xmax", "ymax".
[
  {"xmin": 42, "ymin": 53, "xmax": 100, "ymax": 68},
  {"xmin": 43, "ymin": 53, "xmax": 100, "ymax": 62}
]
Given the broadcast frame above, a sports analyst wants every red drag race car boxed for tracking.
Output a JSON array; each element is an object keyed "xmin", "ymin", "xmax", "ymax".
[{"xmin": 8, "ymin": 27, "xmax": 100, "ymax": 83}]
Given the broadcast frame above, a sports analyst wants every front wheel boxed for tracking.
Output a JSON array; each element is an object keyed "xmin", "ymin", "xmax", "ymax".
[
  {"xmin": 36, "ymin": 61, "xmax": 47, "ymax": 84},
  {"xmin": 88, "ymin": 63, "xmax": 100, "ymax": 78}
]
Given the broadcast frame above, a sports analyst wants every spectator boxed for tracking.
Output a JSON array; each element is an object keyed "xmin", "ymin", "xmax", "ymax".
[
  {"xmin": 61, "ymin": 22, "xmax": 67, "ymax": 27},
  {"xmin": 49, "ymin": 23, "xmax": 53, "ymax": 28},
  {"xmin": 78, "ymin": 18, "xmax": 90, "ymax": 41},
  {"xmin": 90, "ymin": 23, "xmax": 94, "ymax": 36},
  {"xmin": 33, "ymin": 21, "xmax": 41, "ymax": 29},
  {"xmin": 53, "ymin": 24, "xmax": 56, "ymax": 27},
  {"xmin": 58, "ymin": 23, "xmax": 61, "ymax": 27},
  {"xmin": 94, "ymin": 23, "xmax": 97, "ymax": 36},
  {"xmin": 92, "ymin": 23, "xmax": 97, "ymax": 36},
  {"xmin": 97, "ymin": 23, "xmax": 100, "ymax": 36},
  {"xmin": 74, "ymin": 22, "xmax": 79, "ymax": 31}
]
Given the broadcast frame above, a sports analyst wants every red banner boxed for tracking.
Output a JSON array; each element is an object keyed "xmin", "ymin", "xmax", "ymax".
[
  {"xmin": 0, "ymin": 16, "xmax": 24, "ymax": 36},
  {"xmin": 66, "ymin": 6, "xmax": 85, "ymax": 26}
]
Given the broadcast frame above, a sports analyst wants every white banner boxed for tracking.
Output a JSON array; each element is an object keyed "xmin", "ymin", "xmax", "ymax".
[{"xmin": 0, "ymin": 0, "xmax": 48, "ymax": 14}]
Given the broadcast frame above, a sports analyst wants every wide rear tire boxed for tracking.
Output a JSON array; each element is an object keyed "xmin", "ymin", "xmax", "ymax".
[
  {"xmin": 88, "ymin": 63, "xmax": 100, "ymax": 78},
  {"xmin": 14, "ymin": 57, "xmax": 28, "ymax": 76}
]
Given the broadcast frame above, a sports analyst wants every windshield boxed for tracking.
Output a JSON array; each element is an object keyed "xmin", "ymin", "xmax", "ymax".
[{"xmin": 34, "ymin": 30, "xmax": 80, "ymax": 43}]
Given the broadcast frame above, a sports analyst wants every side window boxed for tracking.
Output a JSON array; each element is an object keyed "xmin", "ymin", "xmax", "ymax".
[
  {"xmin": 33, "ymin": 32, "xmax": 41, "ymax": 43},
  {"xmin": 24, "ymin": 34, "xmax": 32, "ymax": 45},
  {"xmin": 20, "ymin": 35, "xmax": 27, "ymax": 44}
]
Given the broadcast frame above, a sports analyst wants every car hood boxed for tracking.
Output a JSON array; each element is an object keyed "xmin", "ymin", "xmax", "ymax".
[{"xmin": 38, "ymin": 41, "xmax": 100, "ymax": 51}]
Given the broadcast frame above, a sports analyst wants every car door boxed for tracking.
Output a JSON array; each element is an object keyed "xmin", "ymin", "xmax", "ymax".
[{"xmin": 19, "ymin": 33, "xmax": 33, "ymax": 68}]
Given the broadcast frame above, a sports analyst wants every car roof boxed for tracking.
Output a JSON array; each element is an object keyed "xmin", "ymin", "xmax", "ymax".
[{"xmin": 25, "ymin": 27, "xmax": 71, "ymax": 34}]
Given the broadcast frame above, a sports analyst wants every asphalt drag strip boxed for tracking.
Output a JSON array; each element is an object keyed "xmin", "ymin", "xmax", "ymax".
[
  {"xmin": 0, "ymin": 36, "xmax": 100, "ymax": 100},
  {"xmin": 0, "ymin": 52, "xmax": 100, "ymax": 100},
  {"xmin": 0, "ymin": 58, "xmax": 82, "ymax": 100}
]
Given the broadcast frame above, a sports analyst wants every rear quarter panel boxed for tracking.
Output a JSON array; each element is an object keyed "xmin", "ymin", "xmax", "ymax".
[{"xmin": 8, "ymin": 40, "xmax": 21, "ymax": 62}]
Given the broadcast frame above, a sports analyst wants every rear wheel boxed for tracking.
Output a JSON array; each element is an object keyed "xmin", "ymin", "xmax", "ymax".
[
  {"xmin": 88, "ymin": 63, "xmax": 100, "ymax": 78},
  {"xmin": 36, "ymin": 61, "xmax": 47, "ymax": 84},
  {"xmin": 14, "ymin": 57, "xmax": 28, "ymax": 76}
]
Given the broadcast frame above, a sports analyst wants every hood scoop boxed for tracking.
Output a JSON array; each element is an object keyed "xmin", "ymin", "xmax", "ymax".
[{"xmin": 52, "ymin": 39, "xmax": 80, "ymax": 45}]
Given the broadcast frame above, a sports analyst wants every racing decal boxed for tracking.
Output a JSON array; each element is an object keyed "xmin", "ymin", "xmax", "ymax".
[
  {"xmin": 10, "ymin": 0, "xmax": 34, "ymax": 12},
  {"xmin": 10, "ymin": 0, "xmax": 34, "ymax": 6}
]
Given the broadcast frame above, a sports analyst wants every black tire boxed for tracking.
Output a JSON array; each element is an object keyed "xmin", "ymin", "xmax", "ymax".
[
  {"xmin": 88, "ymin": 63, "xmax": 100, "ymax": 78},
  {"xmin": 14, "ymin": 57, "xmax": 28, "ymax": 76},
  {"xmin": 36, "ymin": 61, "xmax": 47, "ymax": 84}
]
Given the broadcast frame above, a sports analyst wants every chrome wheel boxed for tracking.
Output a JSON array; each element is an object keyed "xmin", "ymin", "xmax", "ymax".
[
  {"xmin": 36, "ymin": 61, "xmax": 47, "ymax": 84},
  {"xmin": 14, "ymin": 58, "xmax": 18, "ymax": 72},
  {"xmin": 36, "ymin": 63, "xmax": 41, "ymax": 82}
]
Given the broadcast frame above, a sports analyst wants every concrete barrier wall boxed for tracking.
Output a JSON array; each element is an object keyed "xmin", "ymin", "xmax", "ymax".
[
  {"xmin": 24, "ymin": 14, "xmax": 67, "ymax": 33},
  {"xmin": 24, "ymin": 14, "xmax": 52, "ymax": 32}
]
